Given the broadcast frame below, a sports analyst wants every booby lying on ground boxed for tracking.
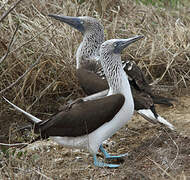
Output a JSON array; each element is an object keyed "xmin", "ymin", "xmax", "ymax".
[
  {"xmin": 4, "ymin": 36, "xmax": 143, "ymax": 167},
  {"xmin": 48, "ymin": 15, "xmax": 174, "ymax": 130}
]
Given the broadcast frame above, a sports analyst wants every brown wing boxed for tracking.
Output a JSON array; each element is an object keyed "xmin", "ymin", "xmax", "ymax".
[
  {"xmin": 36, "ymin": 94, "xmax": 125, "ymax": 138},
  {"xmin": 76, "ymin": 67, "xmax": 163, "ymax": 114},
  {"xmin": 131, "ymin": 87, "xmax": 158, "ymax": 119},
  {"xmin": 123, "ymin": 60, "xmax": 151, "ymax": 93},
  {"xmin": 76, "ymin": 68, "xmax": 108, "ymax": 95},
  {"xmin": 132, "ymin": 87, "xmax": 153, "ymax": 111}
]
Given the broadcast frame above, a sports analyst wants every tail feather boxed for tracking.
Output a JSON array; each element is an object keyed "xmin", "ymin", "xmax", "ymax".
[
  {"xmin": 151, "ymin": 95, "xmax": 176, "ymax": 106},
  {"xmin": 3, "ymin": 97, "xmax": 42, "ymax": 124},
  {"xmin": 156, "ymin": 115, "xmax": 175, "ymax": 130},
  {"xmin": 137, "ymin": 109, "xmax": 175, "ymax": 130},
  {"xmin": 137, "ymin": 109, "xmax": 158, "ymax": 124}
]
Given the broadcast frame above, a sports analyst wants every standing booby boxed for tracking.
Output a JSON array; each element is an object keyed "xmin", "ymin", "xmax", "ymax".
[
  {"xmin": 4, "ymin": 36, "xmax": 144, "ymax": 167},
  {"xmin": 48, "ymin": 15, "xmax": 174, "ymax": 130}
]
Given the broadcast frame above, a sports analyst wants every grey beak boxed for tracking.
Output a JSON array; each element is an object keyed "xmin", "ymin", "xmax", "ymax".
[
  {"xmin": 114, "ymin": 35, "xmax": 144, "ymax": 54},
  {"xmin": 48, "ymin": 14, "xmax": 85, "ymax": 33}
]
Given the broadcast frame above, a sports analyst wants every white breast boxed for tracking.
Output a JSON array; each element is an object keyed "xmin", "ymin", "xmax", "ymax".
[
  {"xmin": 50, "ymin": 71, "xmax": 134, "ymax": 155},
  {"xmin": 88, "ymin": 72, "xmax": 134, "ymax": 154}
]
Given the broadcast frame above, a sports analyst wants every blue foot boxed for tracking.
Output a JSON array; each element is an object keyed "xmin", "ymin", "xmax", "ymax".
[
  {"xmin": 93, "ymin": 155, "xmax": 120, "ymax": 168},
  {"xmin": 99, "ymin": 144, "xmax": 128, "ymax": 159}
]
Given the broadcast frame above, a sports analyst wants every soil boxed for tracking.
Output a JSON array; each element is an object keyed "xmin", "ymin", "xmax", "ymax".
[{"xmin": 0, "ymin": 95, "xmax": 190, "ymax": 179}]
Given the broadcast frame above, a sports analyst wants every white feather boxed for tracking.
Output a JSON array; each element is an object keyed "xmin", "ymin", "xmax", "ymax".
[
  {"xmin": 3, "ymin": 97, "xmax": 42, "ymax": 123},
  {"xmin": 137, "ymin": 109, "xmax": 175, "ymax": 130},
  {"xmin": 156, "ymin": 115, "xmax": 175, "ymax": 130}
]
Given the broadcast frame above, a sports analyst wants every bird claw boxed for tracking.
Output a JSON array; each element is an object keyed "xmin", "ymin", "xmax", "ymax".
[
  {"xmin": 99, "ymin": 144, "xmax": 128, "ymax": 159},
  {"xmin": 105, "ymin": 153, "xmax": 129, "ymax": 159},
  {"xmin": 94, "ymin": 161, "xmax": 120, "ymax": 168},
  {"xmin": 93, "ymin": 155, "xmax": 120, "ymax": 168}
]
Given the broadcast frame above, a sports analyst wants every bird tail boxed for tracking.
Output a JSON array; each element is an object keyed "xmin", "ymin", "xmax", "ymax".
[
  {"xmin": 3, "ymin": 97, "xmax": 42, "ymax": 124},
  {"xmin": 137, "ymin": 109, "xmax": 175, "ymax": 130},
  {"xmin": 156, "ymin": 115, "xmax": 175, "ymax": 130},
  {"xmin": 151, "ymin": 95, "xmax": 176, "ymax": 106}
]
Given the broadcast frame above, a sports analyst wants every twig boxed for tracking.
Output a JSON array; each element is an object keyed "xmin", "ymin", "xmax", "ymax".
[
  {"xmin": 32, "ymin": 168, "xmax": 53, "ymax": 180},
  {"xmin": 0, "ymin": 23, "xmax": 19, "ymax": 64},
  {"xmin": 26, "ymin": 80, "xmax": 57, "ymax": 111},
  {"xmin": 26, "ymin": 71, "xmax": 64, "ymax": 111},
  {"xmin": 0, "ymin": 45, "xmax": 49, "ymax": 95},
  {"xmin": 0, "ymin": 142, "xmax": 28, "ymax": 147},
  {"xmin": 11, "ymin": 167, "xmax": 53, "ymax": 180},
  {"xmin": 162, "ymin": 129, "xmax": 179, "ymax": 175},
  {"xmin": 133, "ymin": 132, "xmax": 162, "ymax": 162},
  {"xmin": 147, "ymin": 157, "xmax": 175, "ymax": 179},
  {"xmin": 154, "ymin": 47, "xmax": 186, "ymax": 84},
  {"xmin": 0, "ymin": 0, "xmax": 23, "ymax": 22},
  {"xmin": 11, "ymin": 23, "xmax": 53, "ymax": 54}
]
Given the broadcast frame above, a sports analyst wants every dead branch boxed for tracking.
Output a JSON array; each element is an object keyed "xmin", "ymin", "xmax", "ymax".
[
  {"xmin": 162, "ymin": 129, "xmax": 179, "ymax": 176},
  {"xmin": 0, "ymin": 45, "xmax": 49, "ymax": 95},
  {"xmin": 0, "ymin": 0, "xmax": 24, "ymax": 23},
  {"xmin": 26, "ymin": 71, "xmax": 65, "ymax": 111},
  {"xmin": 11, "ymin": 167, "xmax": 53, "ymax": 180},
  {"xmin": 0, "ymin": 142, "xmax": 28, "ymax": 147},
  {"xmin": 0, "ymin": 23, "xmax": 19, "ymax": 64},
  {"xmin": 147, "ymin": 157, "xmax": 175, "ymax": 180},
  {"xmin": 11, "ymin": 24, "xmax": 53, "ymax": 54}
]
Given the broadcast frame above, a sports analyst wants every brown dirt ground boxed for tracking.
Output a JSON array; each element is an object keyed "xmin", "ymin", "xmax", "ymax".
[{"xmin": 0, "ymin": 95, "xmax": 190, "ymax": 179}]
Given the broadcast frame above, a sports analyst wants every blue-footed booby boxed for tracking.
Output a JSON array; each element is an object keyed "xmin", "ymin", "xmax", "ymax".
[
  {"xmin": 3, "ymin": 36, "xmax": 144, "ymax": 167},
  {"xmin": 48, "ymin": 15, "xmax": 174, "ymax": 130}
]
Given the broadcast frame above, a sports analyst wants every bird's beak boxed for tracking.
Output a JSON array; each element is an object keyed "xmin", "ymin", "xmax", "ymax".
[
  {"xmin": 114, "ymin": 35, "xmax": 144, "ymax": 53},
  {"xmin": 48, "ymin": 14, "xmax": 85, "ymax": 33}
]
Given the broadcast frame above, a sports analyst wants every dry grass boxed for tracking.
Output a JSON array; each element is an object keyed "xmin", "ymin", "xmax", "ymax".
[
  {"xmin": 0, "ymin": 0, "xmax": 190, "ymax": 179},
  {"xmin": 0, "ymin": 0, "xmax": 190, "ymax": 104}
]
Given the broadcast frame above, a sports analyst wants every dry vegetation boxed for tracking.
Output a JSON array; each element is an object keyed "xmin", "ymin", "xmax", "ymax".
[{"xmin": 0, "ymin": 0, "xmax": 190, "ymax": 179}]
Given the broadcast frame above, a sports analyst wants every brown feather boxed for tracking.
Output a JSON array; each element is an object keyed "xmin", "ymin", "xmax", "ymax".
[
  {"xmin": 77, "ymin": 68, "xmax": 108, "ymax": 95},
  {"xmin": 76, "ymin": 68, "xmax": 156, "ymax": 112},
  {"xmin": 35, "ymin": 94, "xmax": 125, "ymax": 138}
]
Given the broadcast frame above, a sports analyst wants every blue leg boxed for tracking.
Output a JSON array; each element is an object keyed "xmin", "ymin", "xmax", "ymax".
[
  {"xmin": 93, "ymin": 155, "xmax": 120, "ymax": 168},
  {"xmin": 99, "ymin": 144, "xmax": 128, "ymax": 159}
]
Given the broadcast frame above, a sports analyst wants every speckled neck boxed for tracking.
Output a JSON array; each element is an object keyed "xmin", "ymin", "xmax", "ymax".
[
  {"xmin": 100, "ymin": 51, "xmax": 124, "ymax": 94},
  {"xmin": 76, "ymin": 23, "xmax": 104, "ymax": 69}
]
